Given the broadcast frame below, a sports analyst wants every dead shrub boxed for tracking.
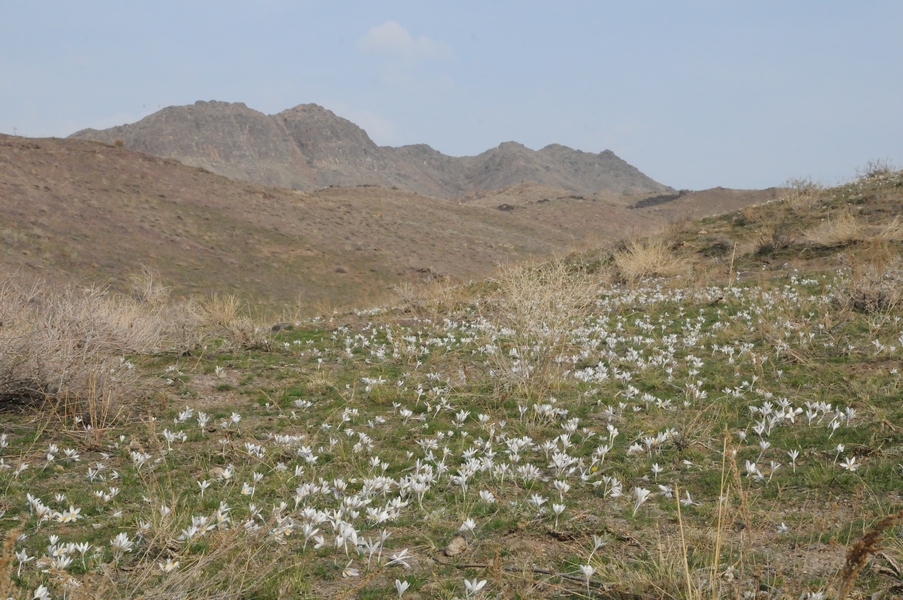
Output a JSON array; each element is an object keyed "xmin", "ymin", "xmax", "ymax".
[
  {"xmin": 784, "ymin": 176, "xmax": 826, "ymax": 217},
  {"xmin": 493, "ymin": 260, "xmax": 598, "ymax": 343},
  {"xmin": 856, "ymin": 158, "xmax": 896, "ymax": 180},
  {"xmin": 0, "ymin": 275, "xmax": 195, "ymax": 421},
  {"xmin": 700, "ymin": 235, "xmax": 735, "ymax": 257},
  {"xmin": 754, "ymin": 226, "xmax": 797, "ymax": 254},
  {"xmin": 226, "ymin": 316, "xmax": 268, "ymax": 350},
  {"xmin": 613, "ymin": 238, "xmax": 687, "ymax": 283},
  {"xmin": 488, "ymin": 260, "xmax": 600, "ymax": 396}
]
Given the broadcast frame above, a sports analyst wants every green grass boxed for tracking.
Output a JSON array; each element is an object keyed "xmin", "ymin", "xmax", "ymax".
[{"xmin": 3, "ymin": 171, "xmax": 903, "ymax": 599}]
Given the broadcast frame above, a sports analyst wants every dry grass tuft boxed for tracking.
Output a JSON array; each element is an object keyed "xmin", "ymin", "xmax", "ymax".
[
  {"xmin": 0, "ymin": 274, "xmax": 196, "ymax": 420},
  {"xmin": 833, "ymin": 248, "xmax": 903, "ymax": 312},
  {"xmin": 613, "ymin": 237, "xmax": 688, "ymax": 283},
  {"xmin": 393, "ymin": 278, "xmax": 478, "ymax": 320},
  {"xmin": 128, "ymin": 265, "xmax": 171, "ymax": 306},
  {"xmin": 197, "ymin": 293, "xmax": 243, "ymax": 327},
  {"xmin": 875, "ymin": 216, "xmax": 903, "ymax": 242},
  {"xmin": 837, "ymin": 509, "xmax": 903, "ymax": 600},
  {"xmin": 194, "ymin": 294, "xmax": 270, "ymax": 349},
  {"xmin": 803, "ymin": 213, "xmax": 866, "ymax": 247}
]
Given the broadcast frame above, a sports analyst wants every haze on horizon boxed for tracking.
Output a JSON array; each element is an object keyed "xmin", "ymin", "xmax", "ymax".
[{"xmin": 2, "ymin": 1, "xmax": 901, "ymax": 190}]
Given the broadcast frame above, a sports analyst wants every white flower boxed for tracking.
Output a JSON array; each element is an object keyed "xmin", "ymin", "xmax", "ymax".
[
  {"xmin": 341, "ymin": 560, "xmax": 359, "ymax": 578},
  {"xmin": 395, "ymin": 579, "xmax": 410, "ymax": 599},
  {"xmin": 839, "ymin": 456, "xmax": 858, "ymax": 472},
  {"xmin": 464, "ymin": 578, "xmax": 487, "ymax": 597},
  {"xmin": 632, "ymin": 487, "xmax": 651, "ymax": 516},
  {"xmin": 650, "ymin": 463, "xmax": 663, "ymax": 480},
  {"xmin": 680, "ymin": 490, "xmax": 698, "ymax": 506},
  {"xmin": 15, "ymin": 549, "xmax": 34, "ymax": 576},
  {"xmin": 56, "ymin": 505, "xmax": 81, "ymax": 523},
  {"xmin": 459, "ymin": 518, "xmax": 476, "ymax": 535},
  {"xmin": 787, "ymin": 449, "xmax": 800, "ymax": 472},
  {"xmin": 159, "ymin": 558, "xmax": 180, "ymax": 572},
  {"xmin": 32, "ymin": 585, "xmax": 51, "ymax": 600},
  {"xmin": 528, "ymin": 494, "xmax": 547, "ymax": 512},
  {"xmin": 111, "ymin": 532, "xmax": 134, "ymax": 554},
  {"xmin": 387, "ymin": 548, "xmax": 413, "ymax": 569}
]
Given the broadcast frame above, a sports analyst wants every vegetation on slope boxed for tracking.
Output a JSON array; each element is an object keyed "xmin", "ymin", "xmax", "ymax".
[{"xmin": 1, "ymin": 168, "xmax": 902, "ymax": 599}]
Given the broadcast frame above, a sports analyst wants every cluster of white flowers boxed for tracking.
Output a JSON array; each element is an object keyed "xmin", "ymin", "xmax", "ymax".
[{"xmin": 3, "ymin": 268, "xmax": 895, "ymax": 598}]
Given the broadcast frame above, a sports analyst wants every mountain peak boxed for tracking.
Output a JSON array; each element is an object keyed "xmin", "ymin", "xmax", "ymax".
[{"xmin": 70, "ymin": 101, "xmax": 672, "ymax": 197}]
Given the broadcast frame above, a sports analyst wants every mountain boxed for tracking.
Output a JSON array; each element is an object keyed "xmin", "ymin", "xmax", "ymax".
[
  {"xmin": 0, "ymin": 133, "xmax": 775, "ymax": 312},
  {"xmin": 70, "ymin": 101, "xmax": 673, "ymax": 198}
]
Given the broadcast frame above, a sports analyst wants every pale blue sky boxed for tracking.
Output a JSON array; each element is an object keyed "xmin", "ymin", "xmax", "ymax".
[{"xmin": 2, "ymin": 1, "xmax": 901, "ymax": 189}]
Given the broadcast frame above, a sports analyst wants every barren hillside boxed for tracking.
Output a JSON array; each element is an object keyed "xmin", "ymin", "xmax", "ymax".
[{"xmin": 0, "ymin": 134, "xmax": 777, "ymax": 312}]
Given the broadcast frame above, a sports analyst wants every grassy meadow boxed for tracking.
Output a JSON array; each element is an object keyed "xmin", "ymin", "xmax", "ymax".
[{"xmin": 1, "ymin": 168, "xmax": 903, "ymax": 599}]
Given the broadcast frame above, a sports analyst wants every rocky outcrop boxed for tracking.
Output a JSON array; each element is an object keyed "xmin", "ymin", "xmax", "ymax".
[{"xmin": 71, "ymin": 101, "xmax": 673, "ymax": 198}]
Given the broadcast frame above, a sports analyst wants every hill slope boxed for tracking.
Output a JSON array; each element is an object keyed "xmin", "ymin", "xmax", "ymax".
[
  {"xmin": 70, "ymin": 101, "xmax": 673, "ymax": 198},
  {"xmin": 1, "ymin": 170, "xmax": 902, "ymax": 599},
  {"xmin": 0, "ymin": 134, "xmax": 775, "ymax": 311}
]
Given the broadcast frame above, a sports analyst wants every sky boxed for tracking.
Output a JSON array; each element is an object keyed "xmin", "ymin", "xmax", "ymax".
[{"xmin": 2, "ymin": 1, "xmax": 902, "ymax": 190}]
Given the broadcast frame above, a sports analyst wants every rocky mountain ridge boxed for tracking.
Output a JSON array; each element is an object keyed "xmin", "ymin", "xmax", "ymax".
[{"xmin": 70, "ymin": 101, "xmax": 673, "ymax": 198}]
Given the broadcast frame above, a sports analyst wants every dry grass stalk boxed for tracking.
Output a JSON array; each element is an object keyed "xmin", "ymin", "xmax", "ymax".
[
  {"xmin": 836, "ymin": 508, "xmax": 903, "ymax": 600},
  {"xmin": 710, "ymin": 432, "xmax": 731, "ymax": 600},
  {"xmin": 121, "ymin": 527, "xmax": 288, "ymax": 599},
  {"xmin": 613, "ymin": 238, "xmax": 687, "ymax": 283},
  {"xmin": 674, "ymin": 484, "xmax": 695, "ymax": 600},
  {"xmin": 0, "ymin": 527, "xmax": 22, "ymax": 600}
]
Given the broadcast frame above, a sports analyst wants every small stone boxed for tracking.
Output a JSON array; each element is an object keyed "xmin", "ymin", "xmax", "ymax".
[{"xmin": 444, "ymin": 534, "xmax": 467, "ymax": 556}]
